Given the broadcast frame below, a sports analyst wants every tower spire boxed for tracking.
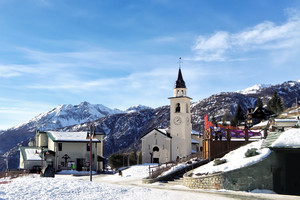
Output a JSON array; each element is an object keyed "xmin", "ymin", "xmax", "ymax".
[{"xmin": 175, "ymin": 58, "xmax": 186, "ymax": 89}]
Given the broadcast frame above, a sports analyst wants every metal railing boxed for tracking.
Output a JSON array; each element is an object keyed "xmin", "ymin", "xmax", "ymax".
[{"xmin": 148, "ymin": 152, "xmax": 203, "ymax": 179}]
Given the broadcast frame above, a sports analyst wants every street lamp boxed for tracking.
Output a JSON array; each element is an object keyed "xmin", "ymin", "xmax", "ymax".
[{"xmin": 89, "ymin": 124, "xmax": 94, "ymax": 182}]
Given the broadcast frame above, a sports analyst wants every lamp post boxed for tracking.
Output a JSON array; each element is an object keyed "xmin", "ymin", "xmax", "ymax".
[{"xmin": 89, "ymin": 124, "xmax": 93, "ymax": 182}]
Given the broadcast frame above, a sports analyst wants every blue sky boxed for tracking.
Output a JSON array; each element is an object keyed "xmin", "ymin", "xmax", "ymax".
[{"xmin": 1, "ymin": 0, "xmax": 300, "ymax": 129}]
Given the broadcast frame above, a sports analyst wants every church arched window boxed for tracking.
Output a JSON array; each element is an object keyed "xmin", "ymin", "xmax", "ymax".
[
  {"xmin": 153, "ymin": 146, "xmax": 159, "ymax": 152},
  {"xmin": 175, "ymin": 103, "xmax": 180, "ymax": 113}
]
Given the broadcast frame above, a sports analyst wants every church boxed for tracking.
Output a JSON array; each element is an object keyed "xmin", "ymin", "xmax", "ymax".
[{"xmin": 141, "ymin": 67, "xmax": 196, "ymax": 164}]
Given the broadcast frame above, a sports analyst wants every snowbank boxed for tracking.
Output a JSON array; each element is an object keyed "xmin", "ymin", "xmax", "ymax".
[
  {"xmin": 193, "ymin": 140, "xmax": 271, "ymax": 176},
  {"xmin": 101, "ymin": 163, "xmax": 158, "ymax": 181},
  {"xmin": 121, "ymin": 163, "xmax": 158, "ymax": 178},
  {"xmin": 271, "ymin": 128, "xmax": 300, "ymax": 148}
]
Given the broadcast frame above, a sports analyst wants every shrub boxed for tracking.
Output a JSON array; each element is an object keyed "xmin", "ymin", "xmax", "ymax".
[
  {"xmin": 213, "ymin": 158, "xmax": 227, "ymax": 166},
  {"xmin": 245, "ymin": 148, "xmax": 259, "ymax": 157}
]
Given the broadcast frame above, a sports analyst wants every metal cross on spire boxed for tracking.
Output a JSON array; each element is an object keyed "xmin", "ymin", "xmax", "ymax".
[{"xmin": 178, "ymin": 57, "xmax": 182, "ymax": 69}]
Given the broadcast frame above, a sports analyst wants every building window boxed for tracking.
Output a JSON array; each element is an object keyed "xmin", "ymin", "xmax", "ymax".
[
  {"xmin": 148, "ymin": 144, "xmax": 150, "ymax": 150},
  {"xmin": 155, "ymin": 139, "xmax": 157, "ymax": 145},
  {"xmin": 87, "ymin": 143, "xmax": 90, "ymax": 151},
  {"xmin": 175, "ymin": 103, "xmax": 180, "ymax": 113},
  {"xmin": 186, "ymin": 103, "xmax": 189, "ymax": 113},
  {"xmin": 58, "ymin": 143, "xmax": 62, "ymax": 151},
  {"xmin": 153, "ymin": 146, "xmax": 159, "ymax": 152}
]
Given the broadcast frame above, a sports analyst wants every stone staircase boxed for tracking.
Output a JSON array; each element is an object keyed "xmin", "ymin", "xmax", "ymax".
[{"xmin": 163, "ymin": 172, "xmax": 185, "ymax": 186}]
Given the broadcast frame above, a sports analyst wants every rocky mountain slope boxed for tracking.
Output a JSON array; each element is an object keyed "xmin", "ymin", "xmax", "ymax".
[{"xmin": 1, "ymin": 79, "xmax": 300, "ymax": 171}]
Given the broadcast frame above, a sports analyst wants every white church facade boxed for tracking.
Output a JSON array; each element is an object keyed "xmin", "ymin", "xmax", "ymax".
[{"xmin": 141, "ymin": 68, "xmax": 196, "ymax": 164}]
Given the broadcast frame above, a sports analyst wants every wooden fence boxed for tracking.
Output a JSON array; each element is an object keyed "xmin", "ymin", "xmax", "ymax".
[{"xmin": 202, "ymin": 128, "xmax": 255, "ymax": 160}]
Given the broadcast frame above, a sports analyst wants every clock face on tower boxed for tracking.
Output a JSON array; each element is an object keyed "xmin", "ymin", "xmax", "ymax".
[{"xmin": 174, "ymin": 116, "xmax": 182, "ymax": 125}]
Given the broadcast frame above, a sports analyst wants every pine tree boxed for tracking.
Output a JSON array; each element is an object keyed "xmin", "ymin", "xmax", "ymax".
[
  {"xmin": 267, "ymin": 91, "xmax": 283, "ymax": 114},
  {"xmin": 231, "ymin": 104, "xmax": 245, "ymax": 126},
  {"xmin": 256, "ymin": 97, "xmax": 263, "ymax": 108},
  {"xmin": 211, "ymin": 116, "xmax": 216, "ymax": 126},
  {"xmin": 222, "ymin": 110, "xmax": 231, "ymax": 126}
]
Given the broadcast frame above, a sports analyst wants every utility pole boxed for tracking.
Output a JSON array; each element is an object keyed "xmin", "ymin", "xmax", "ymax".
[{"xmin": 89, "ymin": 124, "xmax": 93, "ymax": 182}]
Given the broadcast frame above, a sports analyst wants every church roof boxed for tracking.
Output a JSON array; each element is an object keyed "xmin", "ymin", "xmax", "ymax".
[
  {"xmin": 140, "ymin": 128, "xmax": 172, "ymax": 139},
  {"xmin": 175, "ymin": 68, "xmax": 186, "ymax": 88}
]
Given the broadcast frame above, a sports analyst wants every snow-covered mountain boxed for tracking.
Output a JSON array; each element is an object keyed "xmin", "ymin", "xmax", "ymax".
[
  {"xmin": 13, "ymin": 101, "xmax": 122, "ymax": 131},
  {"xmin": 236, "ymin": 84, "xmax": 271, "ymax": 95},
  {"xmin": 125, "ymin": 104, "xmax": 152, "ymax": 113}
]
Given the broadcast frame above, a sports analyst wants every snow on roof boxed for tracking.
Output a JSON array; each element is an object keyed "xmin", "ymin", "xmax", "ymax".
[
  {"xmin": 274, "ymin": 119, "xmax": 298, "ymax": 122},
  {"xmin": 270, "ymin": 128, "xmax": 300, "ymax": 148},
  {"xmin": 192, "ymin": 140, "xmax": 271, "ymax": 176},
  {"xmin": 158, "ymin": 129, "xmax": 168, "ymax": 134},
  {"xmin": 191, "ymin": 130, "xmax": 199, "ymax": 135},
  {"xmin": 24, "ymin": 148, "xmax": 41, "ymax": 161},
  {"xmin": 47, "ymin": 131, "xmax": 99, "ymax": 142},
  {"xmin": 251, "ymin": 120, "xmax": 269, "ymax": 129},
  {"xmin": 191, "ymin": 138, "xmax": 199, "ymax": 144}
]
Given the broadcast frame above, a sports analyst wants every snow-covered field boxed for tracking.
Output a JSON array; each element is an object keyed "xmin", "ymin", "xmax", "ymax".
[{"xmin": 0, "ymin": 174, "xmax": 235, "ymax": 200}]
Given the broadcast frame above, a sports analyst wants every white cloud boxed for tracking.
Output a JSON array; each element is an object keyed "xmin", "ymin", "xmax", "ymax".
[
  {"xmin": 192, "ymin": 10, "xmax": 300, "ymax": 61},
  {"xmin": 0, "ymin": 65, "xmax": 36, "ymax": 77}
]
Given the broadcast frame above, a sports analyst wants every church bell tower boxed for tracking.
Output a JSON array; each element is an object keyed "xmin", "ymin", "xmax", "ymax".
[{"xmin": 169, "ymin": 61, "xmax": 192, "ymax": 160}]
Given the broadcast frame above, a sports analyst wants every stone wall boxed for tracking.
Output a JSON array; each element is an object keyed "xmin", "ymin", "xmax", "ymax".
[{"xmin": 184, "ymin": 153, "xmax": 275, "ymax": 191}]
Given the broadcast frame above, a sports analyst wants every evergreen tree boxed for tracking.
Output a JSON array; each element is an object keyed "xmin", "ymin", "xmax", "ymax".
[
  {"xmin": 231, "ymin": 104, "xmax": 245, "ymax": 126},
  {"xmin": 256, "ymin": 97, "xmax": 263, "ymax": 108},
  {"xmin": 267, "ymin": 91, "xmax": 283, "ymax": 114},
  {"xmin": 211, "ymin": 116, "xmax": 216, "ymax": 126},
  {"xmin": 108, "ymin": 153, "xmax": 124, "ymax": 170},
  {"xmin": 222, "ymin": 110, "xmax": 231, "ymax": 126},
  {"xmin": 129, "ymin": 151, "xmax": 137, "ymax": 165}
]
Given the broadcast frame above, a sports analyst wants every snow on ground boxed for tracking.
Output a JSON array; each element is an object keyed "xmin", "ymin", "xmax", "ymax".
[
  {"xmin": 271, "ymin": 128, "xmax": 300, "ymax": 148},
  {"xmin": 193, "ymin": 140, "xmax": 271, "ymax": 176},
  {"xmin": 100, "ymin": 163, "xmax": 158, "ymax": 182},
  {"xmin": 0, "ymin": 175, "xmax": 232, "ymax": 200},
  {"xmin": 120, "ymin": 163, "xmax": 158, "ymax": 178}
]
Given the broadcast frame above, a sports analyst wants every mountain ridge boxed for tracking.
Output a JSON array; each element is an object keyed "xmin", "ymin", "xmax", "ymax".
[{"xmin": 1, "ymin": 79, "xmax": 300, "ymax": 171}]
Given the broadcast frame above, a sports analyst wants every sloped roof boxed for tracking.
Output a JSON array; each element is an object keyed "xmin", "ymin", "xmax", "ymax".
[
  {"xmin": 270, "ymin": 128, "xmax": 300, "ymax": 148},
  {"xmin": 261, "ymin": 132, "xmax": 283, "ymax": 148},
  {"xmin": 19, "ymin": 146, "xmax": 46, "ymax": 161},
  {"xmin": 174, "ymin": 68, "xmax": 186, "ymax": 88},
  {"xmin": 140, "ymin": 128, "xmax": 172, "ymax": 139},
  {"xmin": 47, "ymin": 131, "xmax": 100, "ymax": 142}
]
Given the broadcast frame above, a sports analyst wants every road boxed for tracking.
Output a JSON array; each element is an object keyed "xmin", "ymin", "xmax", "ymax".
[{"xmin": 56, "ymin": 173, "xmax": 300, "ymax": 200}]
